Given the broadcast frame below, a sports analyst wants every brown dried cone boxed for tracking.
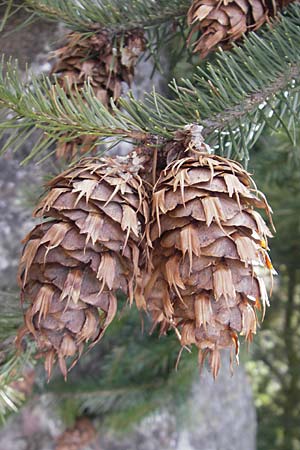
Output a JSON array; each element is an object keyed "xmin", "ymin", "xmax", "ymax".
[
  {"xmin": 52, "ymin": 29, "xmax": 145, "ymax": 159},
  {"xmin": 17, "ymin": 153, "xmax": 149, "ymax": 378},
  {"xmin": 52, "ymin": 29, "xmax": 145, "ymax": 104},
  {"xmin": 187, "ymin": 0, "xmax": 295, "ymax": 58},
  {"xmin": 55, "ymin": 135, "xmax": 98, "ymax": 161},
  {"xmin": 145, "ymin": 128, "xmax": 275, "ymax": 377},
  {"xmin": 55, "ymin": 417, "xmax": 97, "ymax": 450}
]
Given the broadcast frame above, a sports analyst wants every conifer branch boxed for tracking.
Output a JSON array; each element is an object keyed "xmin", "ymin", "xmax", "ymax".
[
  {"xmin": 0, "ymin": 344, "xmax": 35, "ymax": 423},
  {"xmin": 0, "ymin": 291, "xmax": 35, "ymax": 422},
  {"xmin": 0, "ymin": 0, "xmax": 15, "ymax": 32},
  {"xmin": 0, "ymin": 4, "xmax": 300, "ymax": 162},
  {"xmin": 23, "ymin": 0, "xmax": 190, "ymax": 32},
  {"xmin": 0, "ymin": 1, "xmax": 36, "ymax": 37},
  {"xmin": 201, "ymin": 65, "xmax": 300, "ymax": 135}
]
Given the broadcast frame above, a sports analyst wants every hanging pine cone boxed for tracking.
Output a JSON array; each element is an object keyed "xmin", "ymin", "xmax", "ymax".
[
  {"xmin": 55, "ymin": 135, "xmax": 98, "ymax": 161},
  {"xmin": 187, "ymin": 0, "xmax": 295, "ymax": 58},
  {"xmin": 17, "ymin": 154, "xmax": 149, "ymax": 378},
  {"xmin": 52, "ymin": 29, "xmax": 145, "ymax": 159},
  {"xmin": 52, "ymin": 29, "xmax": 145, "ymax": 105},
  {"xmin": 145, "ymin": 126, "xmax": 274, "ymax": 377}
]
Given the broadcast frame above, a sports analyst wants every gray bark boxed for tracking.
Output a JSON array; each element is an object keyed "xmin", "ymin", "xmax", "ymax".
[{"xmin": 99, "ymin": 358, "xmax": 256, "ymax": 450}]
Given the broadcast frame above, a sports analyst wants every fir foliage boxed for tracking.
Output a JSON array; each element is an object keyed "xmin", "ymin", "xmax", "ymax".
[
  {"xmin": 0, "ymin": 0, "xmax": 16, "ymax": 32},
  {"xmin": 23, "ymin": 0, "xmax": 190, "ymax": 32},
  {"xmin": 0, "ymin": 1, "xmax": 35, "ymax": 36},
  {"xmin": 0, "ymin": 345, "xmax": 34, "ymax": 424},
  {"xmin": 0, "ymin": 291, "xmax": 35, "ymax": 423}
]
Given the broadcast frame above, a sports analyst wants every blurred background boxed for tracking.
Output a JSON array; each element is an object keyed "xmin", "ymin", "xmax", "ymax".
[{"xmin": 0, "ymin": 4, "xmax": 299, "ymax": 450}]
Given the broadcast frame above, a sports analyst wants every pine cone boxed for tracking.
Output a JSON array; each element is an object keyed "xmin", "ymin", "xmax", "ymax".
[
  {"xmin": 187, "ymin": 0, "xmax": 295, "ymax": 58},
  {"xmin": 146, "ymin": 133, "xmax": 274, "ymax": 377},
  {"xmin": 17, "ymin": 154, "xmax": 149, "ymax": 378},
  {"xmin": 55, "ymin": 135, "xmax": 98, "ymax": 161},
  {"xmin": 52, "ymin": 29, "xmax": 145, "ymax": 159},
  {"xmin": 55, "ymin": 417, "xmax": 97, "ymax": 450},
  {"xmin": 52, "ymin": 29, "xmax": 145, "ymax": 104}
]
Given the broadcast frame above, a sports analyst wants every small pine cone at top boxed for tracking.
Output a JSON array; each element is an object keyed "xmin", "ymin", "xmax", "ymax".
[
  {"xmin": 52, "ymin": 29, "xmax": 145, "ymax": 107},
  {"xmin": 146, "ymin": 138, "xmax": 275, "ymax": 378},
  {"xmin": 187, "ymin": 0, "xmax": 295, "ymax": 58},
  {"xmin": 52, "ymin": 29, "xmax": 145, "ymax": 159},
  {"xmin": 17, "ymin": 153, "xmax": 149, "ymax": 379}
]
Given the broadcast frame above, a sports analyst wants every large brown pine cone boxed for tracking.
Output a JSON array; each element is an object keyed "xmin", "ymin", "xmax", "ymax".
[
  {"xmin": 145, "ymin": 135, "xmax": 274, "ymax": 377},
  {"xmin": 52, "ymin": 29, "xmax": 145, "ymax": 159},
  {"xmin": 17, "ymin": 154, "xmax": 149, "ymax": 378},
  {"xmin": 187, "ymin": 0, "xmax": 295, "ymax": 58}
]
